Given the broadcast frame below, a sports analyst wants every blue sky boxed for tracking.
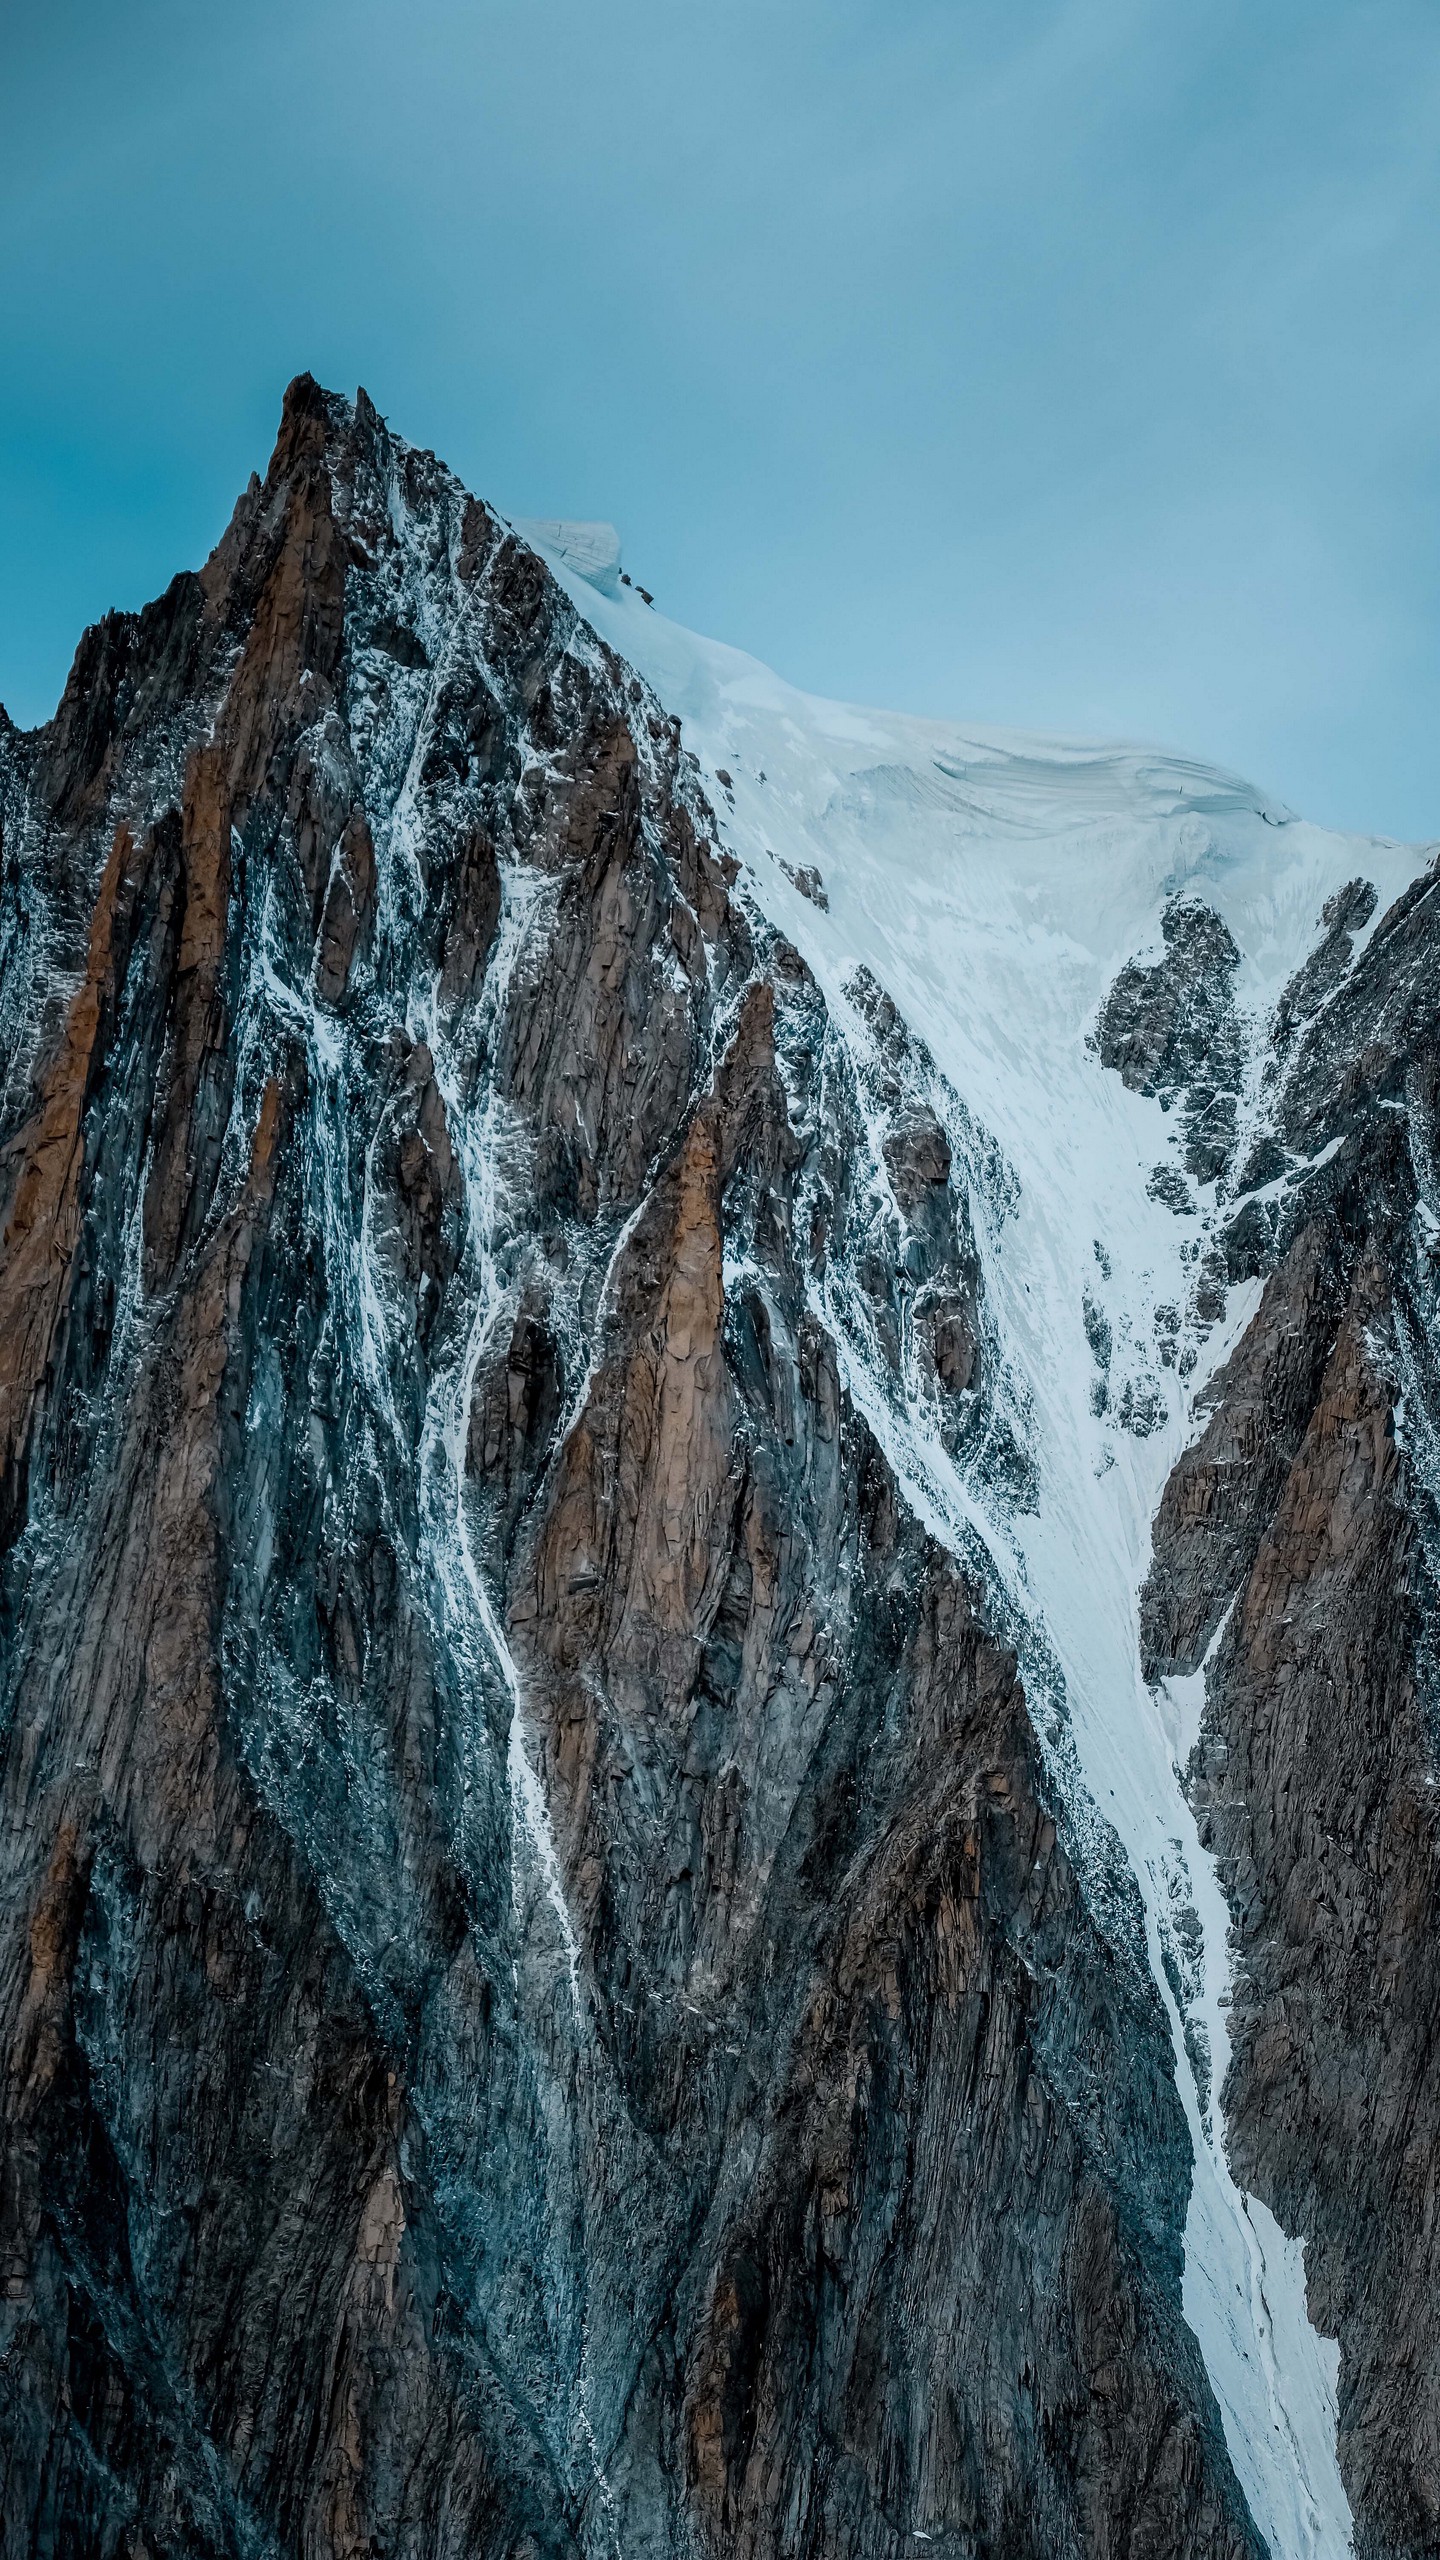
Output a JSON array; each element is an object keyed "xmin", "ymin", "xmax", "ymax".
[{"xmin": 2, "ymin": 0, "xmax": 1437, "ymax": 837}]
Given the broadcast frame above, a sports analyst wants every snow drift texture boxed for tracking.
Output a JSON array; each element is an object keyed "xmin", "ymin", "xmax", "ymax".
[{"xmin": 1, "ymin": 379, "xmax": 1437, "ymax": 2560}]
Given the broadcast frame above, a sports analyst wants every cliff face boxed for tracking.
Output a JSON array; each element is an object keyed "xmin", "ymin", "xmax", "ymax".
[
  {"xmin": 1142, "ymin": 877, "xmax": 1440, "ymax": 2560},
  {"xmin": 0, "ymin": 379, "xmax": 1432, "ymax": 2560}
]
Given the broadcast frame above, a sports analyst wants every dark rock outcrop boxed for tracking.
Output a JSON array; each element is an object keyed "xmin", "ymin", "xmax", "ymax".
[{"xmin": 1095, "ymin": 896, "xmax": 1244, "ymax": 1185}]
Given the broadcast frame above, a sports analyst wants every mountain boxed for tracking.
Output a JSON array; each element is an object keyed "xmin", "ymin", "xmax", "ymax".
[{"xmin": 0, "ymin": 376, "xmax": 1435, "ymax": 2560}]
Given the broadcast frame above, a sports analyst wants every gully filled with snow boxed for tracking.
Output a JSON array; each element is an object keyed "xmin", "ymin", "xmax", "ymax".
[{"xmin": 540, "ymin": 536, "xmax": 1426, "ymax": 2559}]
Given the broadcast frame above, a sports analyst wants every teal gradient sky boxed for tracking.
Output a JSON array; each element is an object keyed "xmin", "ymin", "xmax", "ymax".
[{"xmin": 2, "ymin": 0, "xmax": 1437, "ymax": 837}]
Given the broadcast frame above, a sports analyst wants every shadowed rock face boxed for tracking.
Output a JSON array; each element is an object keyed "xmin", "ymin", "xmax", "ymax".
[
  {"xmin": 0, "ymin": 384, "xmax": 1264, "ymax": 2557},
  {"xmin": 1139, "ymin": 861, "xmax": 1440, "ymax": 2560}
]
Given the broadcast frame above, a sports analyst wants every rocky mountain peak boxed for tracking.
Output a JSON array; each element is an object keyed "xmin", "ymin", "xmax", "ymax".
[{"xmin": 0, "ymin": 382, "xmax": 1436, "ymax": 2560}]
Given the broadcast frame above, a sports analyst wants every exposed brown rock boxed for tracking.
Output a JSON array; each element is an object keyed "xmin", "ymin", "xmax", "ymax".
[
  {"xmin": 0, "ymin": 818, "xmax": 146, "ymax": 1533},
  {"xmin": 1142, "ymin": 932, "xmax": 1440, "ymax": 2558},
  {"xmin": 1141, "ymin": 1215, "xmax": 1346, "ymax": 1679},
  {"xmin": 1180, "ymin": 1264, "xmax": 1440, "ymax": 2557}
]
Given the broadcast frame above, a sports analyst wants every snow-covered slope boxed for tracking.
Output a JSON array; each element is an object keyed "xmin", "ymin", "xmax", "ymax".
[{"xmin": 530, "ymin": 538, "xmax": 1429, "ymax": 2559}]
